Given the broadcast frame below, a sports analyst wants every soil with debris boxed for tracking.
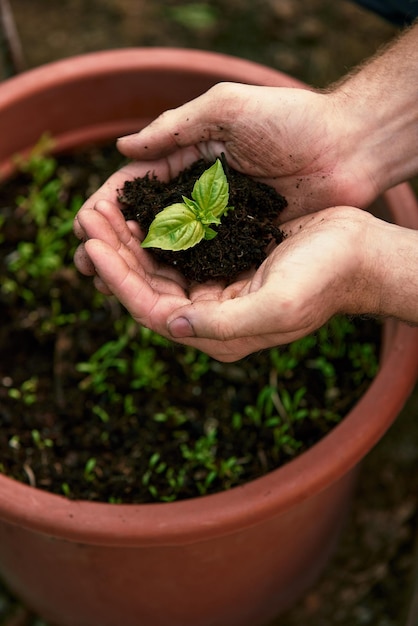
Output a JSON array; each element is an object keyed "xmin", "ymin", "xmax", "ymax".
[
  {"xmin": 0, "ymin": 138, "xmax": 378, "ymax": 500},
  {"xmin": 1, "ymin": 1, "xmax": 418, "ymax": 626},
  {"xmin": 119, "ymin": 158, "xmax": 286, "ymax": 282}
]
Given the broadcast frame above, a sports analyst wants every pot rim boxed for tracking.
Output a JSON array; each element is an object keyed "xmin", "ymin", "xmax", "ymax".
[
  {"xmin": 0, "ymin": 48, "xmax": 417, "ymax": 546},
  {"xmin": 0, "ymin": 47, "xmax": 305, "ymax": 91},
  {"xmin": 0, "ymin": 48, "xmax": 304, "ymax": 179}
]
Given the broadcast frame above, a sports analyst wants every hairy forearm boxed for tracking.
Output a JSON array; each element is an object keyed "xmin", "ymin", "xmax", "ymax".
[
  {"xmin": 375, "ymin": 224, "xmax": 418, "ymax": 324},
  {"xmin": 351, "ymin": 213, "xmax": 418, "ymax": 324},
  {"xmin": 330, "ymin": 22, "xmax": 418, "ymax": 195}
]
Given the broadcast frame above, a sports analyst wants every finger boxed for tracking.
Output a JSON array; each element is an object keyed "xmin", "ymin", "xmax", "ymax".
[
  {"xmin": 167, "ymin": 280, "xmax": 318, "ymax": 345},
  {"xmin": 76, "ymin": 201, "xmax": 149, "ymax": 274},
  {"xmin": 73, "ymin": 213, "xmax": 86, "ymax": 240},
  {"xmin": 76, "ymin": 204, "xmax": 147, "ymax": 280},
  {"xmin": 77, "ymin": 148, "xmax": 217, "ymax": 221},
  {"xmin": 73, "ymin": 243, "xmax": 96, "ymax": 276},
  {"xmin": 84, "ymin": 239, "xmax": 190, "ymax": 332},
  {"xmin": 93, "ymin": 275, "xmax": 113, "ymax": 296},
  {"xmin": 76, "ymin": 202, "xmax": 130, "ymax": 247},
  {"xmin": 78, "ymin": 199, "xmax": 190, "ymax": 292},
  {"xmin": 92, "ymin": 200, "xmax": 190, "ymax": 290},
  {"xmin": 165, "ymin": 301, "xmax": 306, "ymax": 362},
  {"xmin": 93, "ymin": 199, "xmax": 147, "ymax": 257}
]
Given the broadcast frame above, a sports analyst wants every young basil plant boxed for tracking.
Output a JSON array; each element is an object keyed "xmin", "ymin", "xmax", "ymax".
[{"xmin": 141, "ymin": 158, "xmax": 234, "ymax": 251}]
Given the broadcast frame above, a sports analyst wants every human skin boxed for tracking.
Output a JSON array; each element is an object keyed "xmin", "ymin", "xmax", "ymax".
[
  {"xmin": 74, "ymin": 23, "xmax": 418, "ymax": 362},
  {"xmin": 74, "ymin": 200, "xmax": 418, "ymax": 362}
]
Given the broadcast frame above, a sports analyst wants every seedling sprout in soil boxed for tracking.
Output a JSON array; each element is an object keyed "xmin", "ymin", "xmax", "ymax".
[
  {"xmin": 141, "ymin": 158, "xmax": 234, "ymax": 251},
  {"xmin": 118, "ymin": 155, "xmax": 287, "ymax": 282},
  {"xmin": 0, "ymin": 140, "xmax": 380, "ymax": 504}
]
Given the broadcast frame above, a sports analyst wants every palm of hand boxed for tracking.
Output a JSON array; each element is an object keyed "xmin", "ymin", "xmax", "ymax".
[{"xmin": 74, "ymin": 200, "xmax": 366, "ymax": 361}]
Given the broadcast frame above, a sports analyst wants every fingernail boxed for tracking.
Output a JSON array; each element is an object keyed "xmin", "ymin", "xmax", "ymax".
[
  {"xmin": 116, "ymin": 133, "xmax": 137, "ymax": 142},
  {"xmin": 168, "ymin": 317, "xmax": 195, "ymax": 338}
]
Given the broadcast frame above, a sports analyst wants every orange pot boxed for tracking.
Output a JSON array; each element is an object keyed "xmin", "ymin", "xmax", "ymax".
[{"xmin": 0, "ymin": 49, "xmax": 417, "ymax": 626}]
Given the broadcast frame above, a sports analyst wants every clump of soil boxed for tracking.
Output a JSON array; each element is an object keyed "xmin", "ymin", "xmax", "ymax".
[{"xmin": 118, "ymin": 158, "xmax": 287, "ymax": 283}]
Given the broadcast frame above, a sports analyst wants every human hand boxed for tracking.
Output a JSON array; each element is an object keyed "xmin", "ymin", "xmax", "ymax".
[
  {"xmin": 75, "ymin": 82, "xmax": 382, "ymax": 230},
  {"xmin": 76, "ymin": 23, "xmax": 418, "ymax": 241},
  {"xmin": 112, "ymin": 82, "xmax": 383, "ymax": 219},
  {"xmin": 74, "ymin": 201, "xmax": 381, "ymax": 362}
]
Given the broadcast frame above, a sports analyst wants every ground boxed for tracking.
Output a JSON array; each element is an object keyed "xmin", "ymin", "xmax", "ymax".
[{"xmin": 0, "ymin": 1, "xmax": 417, "ymax": 625}]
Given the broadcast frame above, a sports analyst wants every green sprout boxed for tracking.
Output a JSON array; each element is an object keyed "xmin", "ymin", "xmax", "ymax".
[
  {"xmin": 2, "ymin": 137, "xmax": 382, "ymax": 506},
  {"xmin": 84, "ymin": 458, "xmax": 97, "ymax": 482},
  {"xmin": 167, "ymin": 4, "xmax": 219, "ymax": 31},
  {"xmin": 31, "ymin": 429, "xmax": 53, "ymax": 450},
  {"xmin": 141, "ymin": 159, "xmax": 234, "ymax": 251}
]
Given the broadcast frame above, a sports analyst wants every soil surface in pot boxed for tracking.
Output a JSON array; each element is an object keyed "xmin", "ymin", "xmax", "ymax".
[
  {"xmin": 1, "ymin": 3, "xmax": 414, "ymax": 626},
  {"xmin": 0, "ymin": 143, "xmax": 380, "ymax": 506},
  {"xmin": 119, "ymin": 158, "xmax": 287, "ymax": 282}
]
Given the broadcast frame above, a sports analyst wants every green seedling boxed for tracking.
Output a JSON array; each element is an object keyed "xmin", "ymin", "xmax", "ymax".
[
  {"xmin": 8, "ymin": 377, "xmax": 39, "ymax": 406},
  {"xmin": 31, "ymin": 429, "xmax": 53, "ymax": 450},
  {"xmin": 179, "ymin": 346, "xmax": 212, "ymax": 381},
  {"xmin": 84, "ymin": 458, "xmax": 97, "ymax": 482},
  {"xmin": 152, "ymin": 407, "xmax": 188, "ymax": 427},
  {"xmin": 3, "ymin": 136, "xmax": 82, "ymax": 313},
  {"xmin": 61, "ymin": 483, "xmax": 71, "ymax": 497},
  {"xmin": 348, "ymin": 342, "xmax": 379, "ymax": 383},
  {"xmin": 8, "ymin": 435, "xmax": 21, "ymax": 450},
  {"xmin": 77, "ymin": 334, "xmax": 130, "ymax": 394},
  {"xmin": 167, "ymin": 3, "xmax": 219, "ymax": 31},
  {"xmin": 2, "ymin": 137, "xmax": 382, "ymax": 506},
  {"xmin": 142, "ymin": 452, "xmax": 186, "ymax": 502},
  {"xmin": 92, "ymin": 404, "xmax": 111, "ymax": 424},
  {"xmin": 77, "ymin": 320, "xmax": 169, "ymax": 398},
  {"xmin": 141, "ymin": 159, "xmax": 234, "ymax": 251}
]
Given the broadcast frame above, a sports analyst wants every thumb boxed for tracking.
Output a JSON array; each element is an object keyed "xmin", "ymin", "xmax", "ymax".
[{"xmin": 167, "ymin": 289, "xmax": 289, "ymax": 344}]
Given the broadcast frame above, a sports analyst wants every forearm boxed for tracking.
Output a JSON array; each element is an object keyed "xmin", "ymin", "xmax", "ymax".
[
  {"xmin": 350, "ymin": 214, "xmax": 418, "ymax": 325},
  {"xmin": 330, "ymin": 22, "xmax": 418, "ymax": 195}
]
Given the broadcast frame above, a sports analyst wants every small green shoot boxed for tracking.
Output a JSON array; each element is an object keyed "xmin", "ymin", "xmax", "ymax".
[
  {"xmin": 61, "ymin": 483, "xmax": 71, "ymax": 497},
  {"xmin": 141, "ymin": 159, "xmax": 233, "ymax": 251},
  {"xmin": 8, "ymin": 377, "xmax": 39, "ymax": 406},
  {"xmin": 84, "ymin": 458, "xmax": 97, "ymax": 482},
  {"xmin": 2, "ymin": 138, "xmax": 381, "ymax": 506},
  {"xmin": 3, "ymin": 135, "xmax": 83, "ymax": 313},
  {"xmin": 31, "ymin": 429, "xmax": 53, "ymax": 450},
  {"xmin": 167, "ymin": 4, "xmax": 219, "ymax": 31}
]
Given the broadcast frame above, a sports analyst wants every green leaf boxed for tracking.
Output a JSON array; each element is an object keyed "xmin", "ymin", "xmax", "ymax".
[
  {"xmin": 182, "ymin": 196, "xmax": 200, "ymax": 213},
  {"xmin": 191, "ymin": 159, "xmax": 229, "ymax": 218},
  {"xmin": 141, "ymin": 203, "xmax": 205, "ymax": 251},
  {"xmin": 167, "ymin": 4, "xmax": 219, "ymax": 31},
  {"xmin": 141, "ymin": 159, "xmax": 233, "ymax": 252},
  {"xmin": 203, "ymin": 227, "xmax": 217, "ymax": 240}
]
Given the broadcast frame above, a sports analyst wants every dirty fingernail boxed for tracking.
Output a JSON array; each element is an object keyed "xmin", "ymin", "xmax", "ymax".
[{"xmin": 168, "ymin": 317, "xmax": 195, "ymax": 338}]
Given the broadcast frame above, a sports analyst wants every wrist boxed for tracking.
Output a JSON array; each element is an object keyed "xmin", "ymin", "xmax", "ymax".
[
  {"xmin": 330, "ymin": 85, "xmax": 418, "ymax": 199},
  {"xmin": 329, "ymin": 25, "xmax": 418, "ymax": 197},
  {"xmin": 346, "ymin": 213, "xmax": 418, "ymax": 325},
  {"xmin": 331, "ymin": 209, "xmax": 383, "ymax": 316}
]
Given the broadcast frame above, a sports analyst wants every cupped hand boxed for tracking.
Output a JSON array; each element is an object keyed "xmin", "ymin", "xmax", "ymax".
[
  {"xmin": 114, "ymin": 82, "xmax": 381, "ymax": 218},
  {"xmin": 74, "ymin": 201, "xmax": 378, "ymax": 362},
  {"xmin": 74, "ymin": 82, "xmax": 380, "ymax": 231}
]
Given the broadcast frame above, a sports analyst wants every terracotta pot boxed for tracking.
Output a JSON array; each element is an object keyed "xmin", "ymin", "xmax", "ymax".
[{"xmin": 0, "ymin": 48, "xmax": 418, "ymax": 626}]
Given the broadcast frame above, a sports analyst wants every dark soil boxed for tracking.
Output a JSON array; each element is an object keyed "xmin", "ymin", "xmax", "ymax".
[
  {"xmin": 0, "ymin": 145, "xmax": 379, "ymax": 505},
  {"xmin": 2, "ymin": 2, "xmax": 418, "ymax": 626},
  {"xmin": 119, "ymin": 158, "xmax": 287, "ymax": 283}
]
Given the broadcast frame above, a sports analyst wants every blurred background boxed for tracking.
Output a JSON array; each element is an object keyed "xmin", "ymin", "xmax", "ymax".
[{"xmin": 0, "ymin": 1, "xmax": 417, "ymax": 625}]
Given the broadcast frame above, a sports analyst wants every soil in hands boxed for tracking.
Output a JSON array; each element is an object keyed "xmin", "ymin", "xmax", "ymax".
[
  {"xmin": 0, "ymin": 144, "xmax": 380, "ymax": 506},
  {"xmin": 118, "ymin": 158, "xmax": 287, "ymax": 283}
]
